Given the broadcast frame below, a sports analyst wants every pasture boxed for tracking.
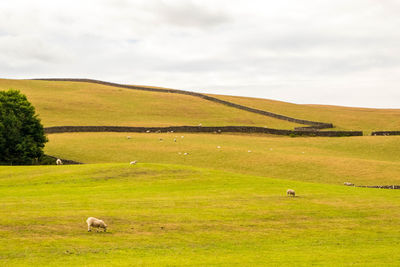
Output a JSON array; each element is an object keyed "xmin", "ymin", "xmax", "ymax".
[
  {"xmin": 45, "ymin": 132, "xmax": 400, "ymax": 185},
  {"xmin": 211, "ymin": 94, "xmax": 400, "ymax": 133},
  {"xmin": 0, "ymin": 163, "xmax": 399, "ymax": 266},
  {"xmin": 1, "ymin": 78, "xmax": 400, "ymax": 266},
  {"xmin": 0, "ymin": 79, "xmax": 301, "ymax": 129}
]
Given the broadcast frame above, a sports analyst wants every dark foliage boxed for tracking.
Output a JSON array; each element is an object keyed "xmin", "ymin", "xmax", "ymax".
[{"xmin": 0, "ymin": 90, "xmax": 47, "ymax": 165}]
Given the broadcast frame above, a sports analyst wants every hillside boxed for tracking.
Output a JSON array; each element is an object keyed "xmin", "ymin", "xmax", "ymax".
[
  {"xmin": 45, "ymin": 132, "xmax": 400, "ymax": 185},
  {"xmin": 1, "ymin": 163, "xmax": 399, "ymax": 266},
  {"xmin": 0, "ymin": 79, "xmax": 302, "ymax": 129},
  {"xmin": 210, "ymin": 94, "xmax": 400, "ymax": 134},
  {"xmin": 1, "ymin": 78, "xmax": 400, "ymax": 266}
]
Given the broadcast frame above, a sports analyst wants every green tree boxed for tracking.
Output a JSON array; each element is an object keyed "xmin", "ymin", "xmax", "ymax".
[{"xmin": 0, "ymin": 90, "xmax": 47, "ymax": 165}]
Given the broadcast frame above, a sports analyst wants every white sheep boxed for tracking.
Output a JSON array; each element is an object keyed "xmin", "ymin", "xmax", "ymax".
[
  {"xmin": 56, "ymin": 159, "xmax": 63, "ymax": 165},
  {"xmin": 86, "ymin": 217, "xmax": 107, "ymax": 232},
  {"xmin": 343, "ymin": 182, "xmax": 354, "ymax": 186},
  {"xmin": 130, "ymin": 160, "xmax": 137, "ymax": 165},
  {"xmin": 286, "ymin": 189, "xmax": 295, "ymax": 197}
]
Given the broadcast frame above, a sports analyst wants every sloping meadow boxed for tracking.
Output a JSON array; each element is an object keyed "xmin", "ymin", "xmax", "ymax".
[
  {"xmin": 0, "ymin": 163, "xmax": 399, "ymax": 266},
  {"xmin": 45, "ymin": 132, "xmax": 400, "ymax": 185}
]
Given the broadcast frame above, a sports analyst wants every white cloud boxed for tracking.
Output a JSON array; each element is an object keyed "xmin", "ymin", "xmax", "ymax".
[{"xmin": 0, "ymin": 0, "xmax": 399, "ymax": 107}]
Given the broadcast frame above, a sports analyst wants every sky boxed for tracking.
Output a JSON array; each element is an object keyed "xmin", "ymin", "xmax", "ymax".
[{"xmin": 0, "ymin": 0, "xmax": 399, "ymax": 108}]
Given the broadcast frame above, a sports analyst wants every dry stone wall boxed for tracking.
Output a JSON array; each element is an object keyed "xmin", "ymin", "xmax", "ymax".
[
  {"xmin": 44, "ymin": 126, "xmax": 362, "ymax": 137},
  {"xmin": 371, "ymin": 131, "xmax": 400, "ymax": 136}
]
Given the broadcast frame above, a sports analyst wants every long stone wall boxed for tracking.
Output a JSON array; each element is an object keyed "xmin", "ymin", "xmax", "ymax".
[
  {"xmin": 344, "ymin": 183, "xmax": 400, "ymax": 189},
  {"xmin": 371, "ymin": 131, "xmax": 400, "ymax": 136},
  {"xmin": 44, "ymin": 125, "xmax": 362, "ymax": 137},
  {"xmin": 33, "ymin": 78, "xmax": 334, "ymax": 129}
]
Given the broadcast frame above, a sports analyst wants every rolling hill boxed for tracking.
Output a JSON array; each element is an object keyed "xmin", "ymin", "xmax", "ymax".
[
  {"xmin": 0, "ymin": 79, "xmax": 303, "ymax": 129},
  {"xmin": 1, "ymin": 78, "xmax": 400, "ymax": 266},
  {"xmin": 210, "ymin": 94, "xmax": 400, "ymax": 134}
]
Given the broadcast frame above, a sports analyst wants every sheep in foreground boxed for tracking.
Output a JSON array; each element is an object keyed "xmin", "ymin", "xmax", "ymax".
[
  {"xmin": 286, "ymin": 189, "xmax": 295, "ymax": 197},
  {"xmin": 56, "ymin": 159, "xmax": 63, "ymax": 165},
  {"xmin": 86, "ymin": 217, "xmax": 107, "ymax": 232}
]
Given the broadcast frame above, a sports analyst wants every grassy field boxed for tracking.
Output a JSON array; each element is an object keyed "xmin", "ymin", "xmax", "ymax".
[
  {"xmin": 0, "ymin": 163, "xmax": 399, "ymax": 266},
  {"xmin": 1, "ymin": 78, "xmax": 400, "ymax": 265},
  {"xmin": 1, "ymin": 78, "xmax": 399, "ymax": 133},
  {"xmin": 0, "ymin": 79, "xmax": 301, "ymax": 129},
  {"xmin": 211, "ymin": 94, "xmax": 400, "ymax": 133},
  {"xmin": 45, "ymin": 132, "xmax": 400, "ymax": 185}
]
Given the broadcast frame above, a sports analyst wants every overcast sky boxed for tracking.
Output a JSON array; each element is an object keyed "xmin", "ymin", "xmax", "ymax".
[{"xmin": 0, "ymin": 0, "xmax": 399, "ymax": 108}]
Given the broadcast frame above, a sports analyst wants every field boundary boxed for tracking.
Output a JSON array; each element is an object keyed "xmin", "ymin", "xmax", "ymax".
[
  {"xmin": 44, "ymin": 125, "xmax": 362, "ymax": 137},
  {"xmin": 345, "ymin": 184, "xmax": 400, "ymax": 189},
  {"xmin": 371, "ymin": 131, "xmax": 400, "ymax": 136},
  {"xmin": 33, "ymin": 78, "xmax": 334, "ymax": 129}
]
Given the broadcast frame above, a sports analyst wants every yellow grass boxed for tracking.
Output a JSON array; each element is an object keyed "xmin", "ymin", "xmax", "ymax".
[
  {"xmin": 0, "ymin": 79, "xmax": 301, "ymax": 129},
  {"xmin": 210, "ymin": 94, "xmax": 400, "ymax": 133},
  {"xmin": 45, "ymin": 132, "xmax": 400, "ymax": 185}
]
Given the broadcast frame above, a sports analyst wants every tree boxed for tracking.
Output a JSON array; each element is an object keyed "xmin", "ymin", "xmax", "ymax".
[{"xmin": 0, "ymin": 90, "xmax": 47, "ymax": 165}]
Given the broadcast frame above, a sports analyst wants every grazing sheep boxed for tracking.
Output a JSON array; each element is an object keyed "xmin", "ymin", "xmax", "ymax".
[
  {"xmin": 248, "ymin": 150, "xmax": 252, "ymax": 153},
  {"xmin": 56, "ymin": 159, "xmax": 63, "ymax": 165},
  {"xmin": 86, "ymin": 217, "xmax": 107, "ymax": 232},
  {"xmin": 286, "ymin": 189, "xmax": 295, "ymax": 197},
  {"xmin": 181, "ymin": 136, "xmax": 184, "ymax": 138},
  {"xmin": 159, "ymin": 138, "xmax": 163, "ymax": 142},
  {"xmin": 130, "ymin": 160, "xmax": 137, "ymax": 165},
  {"xmin": 126, "ymin": 136, "xmax": 131, "ymax": 139},
  {"xmin": 146, "ymin": 130, "xmax": 150, "ymax": 133},
  {"xmin": 343, "ymin": 182, "xmax": 354, "ymax": 186},
  {"xmin": 174, "ymin": 138, "xmax": 177, "ymax": 142},
  {"xmin": 198, "ymin": 123, "xmax": 202, "ymax": 126},
  {"xmin": 183, "ymin": 152, "xmax": 189, "ymax": 155},
  {"xmin": 217, "ymin": 146, "xmax": 221, "ymax": 149}
]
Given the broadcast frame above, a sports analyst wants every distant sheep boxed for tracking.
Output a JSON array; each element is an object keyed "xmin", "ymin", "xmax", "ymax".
[
  {"xmin": 130, "ymin": 160, "xmax": 137, "ymax": 165},
  {"xmin": 343, "ymin": 182, "xmax": 354, "ymax": 186},
  {"xmin": 86, "ymin": 217, "xmax": 107, "ymax": 232},
  {"xmin": 56, "ymin": 159, "xmax": 63, "ymax": 165},
  {"xmin": 286, "ymin": 189, "xmax": 295, "ymax": 197}
]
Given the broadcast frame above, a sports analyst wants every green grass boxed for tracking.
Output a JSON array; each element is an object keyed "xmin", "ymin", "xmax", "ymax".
[
  {"xmin": 45, "ymin": 133, "xmax": 400, "ymax": 185},
  {"xmin": 1, "ymin": 78, "xmax": 400, "ymax": 266},
  {"xmin": 0, "ymin": 163, "xmax": 399, "ymax": 266},
  {"xmin": 0, "ymin": 79, "xmax": 301, "ymax": 129},
  {"xmin": 210, "ymin": 94, "xmax": 400, "ymax": 133}
]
